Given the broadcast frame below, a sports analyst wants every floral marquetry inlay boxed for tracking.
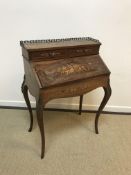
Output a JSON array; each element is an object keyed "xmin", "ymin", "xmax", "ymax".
[{"xmin": 56, "ymin": 63, "xmax": 88, "ymax": 76}]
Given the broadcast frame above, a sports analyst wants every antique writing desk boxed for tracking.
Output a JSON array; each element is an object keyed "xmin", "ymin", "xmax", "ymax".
[{"xmin": 20, "ymin": 37, "xmax": 111, "ymax": 159}]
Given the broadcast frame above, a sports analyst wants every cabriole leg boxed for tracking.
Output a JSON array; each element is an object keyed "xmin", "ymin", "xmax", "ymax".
[
  {"xmin": 95, "ymin": 81, "xmax": 112, "ymax": 134},
  {"xmin": 36, "ymin": 97, "xmax": 45, "ymax": 159},
  {"xmin": 79, "ymin": 95, "xmax": 83, "ymax": 115},
  {"xmin": 21, "ymin": 75, "xmax": 33, "ymax": 132}
]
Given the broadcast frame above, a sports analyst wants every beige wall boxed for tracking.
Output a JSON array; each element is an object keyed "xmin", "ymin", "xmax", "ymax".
[{"xmin": 0, "ymin": 0, "xmax": 131, "ymax": 112}]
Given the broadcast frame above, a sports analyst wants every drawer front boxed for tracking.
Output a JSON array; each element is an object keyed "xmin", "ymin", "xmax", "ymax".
[
  {"xmin": 68, "ymin": 46, "xmax": 99, "ymax": 58},
  {"xmin": 29, "ymin": 49, "xmax": 67, "ymax": 60},
  {"xmin": 29, "ymin": 46, "xmax": 99, "ymax": 61}
]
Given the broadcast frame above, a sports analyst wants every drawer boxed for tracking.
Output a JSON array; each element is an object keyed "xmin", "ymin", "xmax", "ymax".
[
  {"xmin": 68, "ymin": 46, "xmax": 99, "ymax": 58},
  {"xmin": 29, "ymin": 49, "xmax": 68, "ymax": 61}
]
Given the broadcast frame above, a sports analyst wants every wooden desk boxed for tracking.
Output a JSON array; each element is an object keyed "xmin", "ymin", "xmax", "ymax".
[{"xmin": 20, "ymin": 37, "xmax": 111, "ymax": 159}]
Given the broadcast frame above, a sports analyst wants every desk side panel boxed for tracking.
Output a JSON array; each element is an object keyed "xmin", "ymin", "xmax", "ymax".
[{"xmin": 23, "ymin": 58, "xmax": 41, "ymax": 98}]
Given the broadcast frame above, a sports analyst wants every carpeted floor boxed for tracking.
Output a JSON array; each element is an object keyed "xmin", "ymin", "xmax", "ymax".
[{"xmin": 0, "ymin": 108, "xmax": 131, "ymax": 175}]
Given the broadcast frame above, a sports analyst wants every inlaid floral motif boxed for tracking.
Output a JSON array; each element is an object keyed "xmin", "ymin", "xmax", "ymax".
[{"xmin": 56, "ymin": 63, "xmax": 88, "ymax": 75}]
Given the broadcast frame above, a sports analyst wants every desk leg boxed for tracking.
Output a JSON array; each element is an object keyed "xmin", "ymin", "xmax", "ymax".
[
  {"xmin": 21, "ymin": 75, "xmax": 33, "ymax": 132},
  {"xmin": 36, "ymin": 98, "xmax": 45, "ymax": 159},
  {"xmin": 79, "ymin": 95, "xmax": 83, "ymax": 115},
  {"xmin": 95, "ymin": 82, "xmax": 112, "ymax": 134}
]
